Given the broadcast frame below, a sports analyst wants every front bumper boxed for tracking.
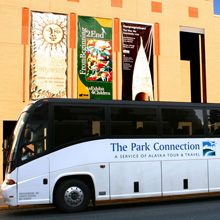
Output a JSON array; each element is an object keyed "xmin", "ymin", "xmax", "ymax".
[{"xmin": 1, "ymin": 181, "xmax": 17, "ymax": 206}]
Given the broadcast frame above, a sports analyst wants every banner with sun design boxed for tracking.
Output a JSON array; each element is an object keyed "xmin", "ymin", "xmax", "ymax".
[
  {"xmin": 78, "ymin": 16, "xmax": 112, "ymax": 100},
  {"xmin": 30, "ymin": 11, "xmax": 67, "ymax": 99}
]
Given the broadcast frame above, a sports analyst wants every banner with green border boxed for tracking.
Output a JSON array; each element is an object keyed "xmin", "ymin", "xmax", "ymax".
[{"xmin": 78, "ymin": 16, "xmax": 112, "ymax": 99}]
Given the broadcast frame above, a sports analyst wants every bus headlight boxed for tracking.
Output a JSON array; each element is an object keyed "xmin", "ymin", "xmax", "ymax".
[{"xmin": 5, "ymin": 179, "xmax": 16, "ymax": 185}]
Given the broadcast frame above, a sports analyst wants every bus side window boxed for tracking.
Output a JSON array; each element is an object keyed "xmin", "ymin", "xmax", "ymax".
[
  {"xmin": 54, "ymin": 106, "xmax": 105, "ymax": 147},
  {"xmin": 111, "ymin": 107, "xmax": 157, "ymax": 136},
  {"xmin": 20, "ymin": 104, "xmax": 48, "ymax": 161},
  {"xmin": 162, "ymin": 108, "xmax": 204, "ymax": 136},
  {"xmin": 207, "ymin": 109, "xmax": 220, "ymax": 135}
]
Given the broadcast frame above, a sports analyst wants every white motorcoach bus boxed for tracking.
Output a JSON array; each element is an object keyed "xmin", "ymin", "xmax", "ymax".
[{"xmin": 2, "ymin": 98, "xmax": 220, "ymax": 212}]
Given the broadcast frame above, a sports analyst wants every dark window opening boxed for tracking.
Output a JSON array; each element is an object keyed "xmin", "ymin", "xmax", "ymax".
[
  {"xmin": 3, "ymin": 121, "xmax": 17, "ymax": 140},
  {"xmin": 180, "ymin": 32, "xmax": 203, "ymax": 103},
  {"xmin": 3, "ymin": 121, "xmax": 17, "ymax": 179}
]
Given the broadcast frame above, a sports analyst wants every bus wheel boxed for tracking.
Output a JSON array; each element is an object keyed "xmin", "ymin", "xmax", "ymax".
[{"xmin": 55, "ymin": 179, "xmax": 91, "ymax": 213}]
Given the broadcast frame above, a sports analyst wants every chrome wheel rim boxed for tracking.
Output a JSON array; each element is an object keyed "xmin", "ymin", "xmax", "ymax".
[{"xmin": 64, "ymin": 186, "xmax": 84, "ymax": 207}]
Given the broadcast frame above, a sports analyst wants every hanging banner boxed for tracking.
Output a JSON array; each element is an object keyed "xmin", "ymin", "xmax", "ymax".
[
  {"xmin": 78, "ymin": 16, "xmax": 112, "ymax": 99},
  {"xmin": 121, "ymin": 21, "xmax": 154, "ymax": 101},
  {"xmin": 30, "ymin": 12, "xmax": 67, "ymax": 99}
]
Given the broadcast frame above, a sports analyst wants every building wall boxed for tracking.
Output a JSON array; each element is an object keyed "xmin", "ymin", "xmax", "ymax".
[{"xmin": 0, "ymin": 0, "xmax": 219, "ymax": 181}]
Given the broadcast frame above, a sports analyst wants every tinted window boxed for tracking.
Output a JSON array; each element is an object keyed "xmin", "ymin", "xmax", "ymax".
[
  {"xmin": 162, "ymin": 108, "xmax": 204, "ymax": 136},
  {"xmin": 54, "ymin": 106, "xmax": 105, "ymax": 147},
  {"xmin": 207, "ymin": 109, "xmax": 220, "ymax": 135},
  {"xmin": 111, "ymin": 107, "xmax": 157, "ymax": 136},
  {"xmin": 20, "ymin": 104, "xmax": 48, "ymax": 161}
]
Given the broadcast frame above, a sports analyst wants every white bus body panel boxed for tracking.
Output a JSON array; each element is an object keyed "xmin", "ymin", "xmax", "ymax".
[
  {"xmin": 3, "ymin": 138, "xmax": 220, "ymax": 206},
  {"xmin": 17, "ymin": 156, "xmax": 50, "ymax": 205},
  {"xmin": 33, "ymin": 138, "xmax": 220, "ymax": 203},
  {"xmin": 50, "ymin": 163, "xmax": 110, "ymax": 201},
  {"xmin": 162, "ymin": 160, "xmax": 208, "ymax": 196},
  {"xmin": 49, "ymin": 141, "xmax": 112, "ymax": 201},
  {"xmin": 110, "ymin": 162, "xmax": 161, "ymax": 199}
]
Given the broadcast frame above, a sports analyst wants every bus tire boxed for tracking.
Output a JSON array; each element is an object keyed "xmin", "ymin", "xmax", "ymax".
[{"xmin": 55, "ymin": 179, "xmax": 91, "ymax": 213}]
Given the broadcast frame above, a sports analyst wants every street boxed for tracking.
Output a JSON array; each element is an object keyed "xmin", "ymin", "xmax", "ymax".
[{"xmin": 1, "ymin": 197, "xmax": 220, "ymax": 220}]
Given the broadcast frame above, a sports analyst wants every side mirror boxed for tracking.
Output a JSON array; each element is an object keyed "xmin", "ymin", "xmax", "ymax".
[{"xmin": 24, "ymin": 127, "xmax": 33, "ymax": 142}]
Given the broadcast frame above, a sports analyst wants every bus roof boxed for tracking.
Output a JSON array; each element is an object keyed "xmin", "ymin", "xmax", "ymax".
[{"xmin": 30, "ymin": 98, "xmax": 220, "ymax": 109}]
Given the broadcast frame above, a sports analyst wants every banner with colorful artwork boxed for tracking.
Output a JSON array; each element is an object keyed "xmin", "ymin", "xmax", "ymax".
[
  {"xmin": 121, "ymin": 21, "xmax": 154, "ymax": 101},
  {"xmin": 78, "ymin": 16, "xmax": 112, "ymax": 99},
  {"xmin": 30, "ymin": 12, "xmax": 67, "ymax": 99}
]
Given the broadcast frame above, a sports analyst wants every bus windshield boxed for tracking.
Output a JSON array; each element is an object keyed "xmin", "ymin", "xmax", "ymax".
[{"xmin": 6, "ymin": 112, "xmax": 29, "ymax": 172}]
